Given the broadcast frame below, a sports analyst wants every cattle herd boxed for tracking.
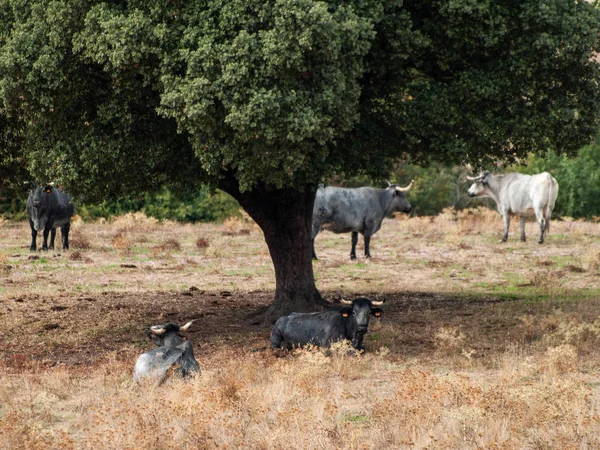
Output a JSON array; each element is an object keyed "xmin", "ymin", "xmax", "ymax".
[{"xmin": 24, "ymin": 171, "xmax": 559, "ymax": 384}]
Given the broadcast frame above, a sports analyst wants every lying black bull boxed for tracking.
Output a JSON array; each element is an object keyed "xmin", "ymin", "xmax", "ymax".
[
  {"xmin": 133, "ymin": 320, "xmax": 200, "ymax": 384},
  {"xmin": 271, "ymin": 297, "xmax": 384, "ymax": 351},
  {"xmin": 27, "ymin": 184, "xmax": 75, "ymax": 251}
]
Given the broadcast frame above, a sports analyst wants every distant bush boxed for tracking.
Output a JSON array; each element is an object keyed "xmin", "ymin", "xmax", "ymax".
[{"xmin": 78, "ymin": 186, "xmax": 241, "ymax": 223}]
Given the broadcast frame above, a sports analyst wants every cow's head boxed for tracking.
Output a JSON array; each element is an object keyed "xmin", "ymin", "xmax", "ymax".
[
  {"xmin": 146, "ymin": 320, "xmax": 195, "ymax": 347},
  {"xmin": 339, "ymin": 297, "xmax": 384, "ymax": 335},
  {"xmin": 386, "ymin": 180, "xmax": 414, "ymax": 214},
  {"xmin": 467, "ymin": 171, "xmax": 492, "ymax": 197},
  {"xmin": 28, "ymin": 183, "xmax": 55, "ymax": 231}
]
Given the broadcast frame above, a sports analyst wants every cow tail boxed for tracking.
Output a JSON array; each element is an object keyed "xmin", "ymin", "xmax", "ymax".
[{"xmin": 545, "ymin": 175, "xmax": 558, "ymax": 235}]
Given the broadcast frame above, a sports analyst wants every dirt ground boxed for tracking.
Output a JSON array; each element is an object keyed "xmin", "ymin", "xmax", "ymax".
[
  {"xmin": 2, "ymin": 211, "xmax": 600, "ymax": 449},
  {"xmin": 0, "ymin": 289, "xmax": 532, "ymax": 369},
  {"xmin": 1, "ymin": 210, "xmax": 599, "ymax": 370}
]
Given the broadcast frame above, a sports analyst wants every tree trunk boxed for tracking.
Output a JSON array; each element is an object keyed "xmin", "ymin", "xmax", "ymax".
[{"xmin": 219, "ymin": 179, "xmax": 329, "ymax": 324}]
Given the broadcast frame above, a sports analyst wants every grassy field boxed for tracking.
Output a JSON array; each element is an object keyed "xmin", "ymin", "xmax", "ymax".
[{"xmin": 1, "ymin": 209, "xmax": 600, "ymax": 449}]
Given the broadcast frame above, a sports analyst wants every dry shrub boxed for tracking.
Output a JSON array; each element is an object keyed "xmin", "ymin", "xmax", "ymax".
[
  {"xmin": 541, "ymin": 344, "xmax": 578, "ymax": 375},
  {"xmin": 581, "ymin": 247, "xmax": 600, "ymax": 272},
  {"xmin": 222, "ymin": 213, "xmax": 257, "ymax": 236},
  {"xmin": 69, "ymin": 251, "xmax": 82, "ymax": 261},
  {"xmin": 435, "ymin": 326, "xmax": 466, "ymax": 351},
  {"xmin": 111, "ymin": 212, "xmax": 159, "ymax": 232},
  {"xmin": 68, "ymin": 251, "xmax": 93, "ymax": 263},
  {"xmin": 546, "ymin": 316, "xmax": 600, "ymax": 356},
  {"xmin": 528, "ymin": 270, "xmax": 564, "ymax": 294},
  {"xmin": 70, "ymin": 214, "xmax": 84, "ymax": 231},
  {"xmin": 519, "ymin": 312, "xmax": 600, "ymax": 356},
  {"xmin": 196, "ymin": 237, "xmax": 209, "ymax": 250},
  {"xmin": 152, "ymin": 238, "xmax": 181, "ymax": 258},
  {"xmin": 111, "ymin": 231, "xmax": 132, "ymax": 255},
  {"xmin": 0, "ymin": 253, "xmax": 10, "ymax": 276},
  {"xmin": 68, "ymin": 232, "xmax": 91, "ymax": 250}
]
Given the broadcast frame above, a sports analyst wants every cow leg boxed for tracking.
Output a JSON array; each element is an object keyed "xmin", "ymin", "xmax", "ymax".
[
  {"xmin": 350, "ymin": 232, "xmax": 358, "ymax": 259},
  {"xmin": 364, "ymin": 233, "xmax": 372, "ymax": 258},
  {"xmin": 534, "ymin": 206, "xmax": 545, "ymax": 244},
  {"xmin": 519, "ymin": 217, "xmax": 527, "ymax": 242},
  {"xmin": 49, "ymin": 228, "xmax": 56, "ymax": 250},
  {"xmin": 29, "ymin": 219, "xmax": 37, "ymax": 252},
  {"xmin": 500, "ymin": 212, "xmax": 510, "ymax": 242},
  {"xmin": 270, "ymin": 326, "xmax": 284, "ymax": 349},
  {"xmin": 61, "ymin": 223, "xmax": 70, "ymax": 250},
  {"xmin": 41, "ymin": 228, "xmax": 50, "ymax": 251}
]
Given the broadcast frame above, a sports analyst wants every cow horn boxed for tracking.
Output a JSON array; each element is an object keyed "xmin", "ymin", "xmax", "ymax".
[
  {"xmin": 370, "ymin": 299, "xmax": 385, "ymax": 306},
  {"xmin": 339, "ymin": 296, "xmax": 353, "ymax": 305},
  {"xmin": 149, "ymin": 325, "xmax": 167, "ymax": 335},
  {"xmin": 385, "ymin": 180, "xmax": 392, "ymax": 187},
  {"xmin": 395, "ymin": 180, "xmax": 414, "ymax": 192},
  {"xmin": 179, "ymin": 319, "xmax": 197, "ymax": 331}
]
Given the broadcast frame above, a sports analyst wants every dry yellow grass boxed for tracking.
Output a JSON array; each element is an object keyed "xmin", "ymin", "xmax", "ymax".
[
  {"xmin": 1, "ymin": 209, "xmax": 600, "ymax": 448},
  {"xmin": 1, "ymin": 335, "xmax": 599, "ymax": 450}
]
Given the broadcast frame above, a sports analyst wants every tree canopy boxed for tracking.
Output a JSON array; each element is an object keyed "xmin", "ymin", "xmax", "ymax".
[{"xmin": 2, "ymin": 0, "xmax": 598, "ymax": 198}]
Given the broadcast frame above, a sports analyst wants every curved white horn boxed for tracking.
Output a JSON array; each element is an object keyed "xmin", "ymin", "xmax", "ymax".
[
  {"xmin": 340, "ymin": 297, "xmax": 353, "ymax": 305},
  {"xmin": 465, "ymin": 175, "xmax": 479, "ymax": 181},
  {"xmin": 385, "ymin": 180, "xmax": 392, "ymax": 188},
  {"xmin": 370, "ymin": 299, "xmax": 385, "ymax": 306},
  {"xmin": 149, "ymin": 325, "xmax": 167, "ymax": 335},
  {"xmin": 395, "ymin": 180, "xmax": 414, "ymax": 192},
  {"xmin": 179, "ymin": 319, "xmax": 197, "ymax": 331}
]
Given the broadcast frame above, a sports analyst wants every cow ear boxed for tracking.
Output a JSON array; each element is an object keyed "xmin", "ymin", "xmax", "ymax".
[
  {"xmin": 371, "ymin": 308, "xmax": 383, "ymax": 317},
  {"xmin": 340, "ymin": 308, "xmax": 353, "ymax": 318}
]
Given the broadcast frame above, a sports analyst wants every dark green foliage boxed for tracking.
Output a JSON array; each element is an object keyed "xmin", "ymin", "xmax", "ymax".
[
  {"xmin": 77, "ymin": 187, "xmax": 240, "ymax": 223},
  {"xmin": 1, "ymin": 0, "xmax": 599, "ymax": 197}
]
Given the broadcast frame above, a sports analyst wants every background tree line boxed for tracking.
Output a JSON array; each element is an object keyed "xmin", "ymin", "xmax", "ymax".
[{"xmin": 3, "ymin": 133, "xmax": 599, "ymax": 222}]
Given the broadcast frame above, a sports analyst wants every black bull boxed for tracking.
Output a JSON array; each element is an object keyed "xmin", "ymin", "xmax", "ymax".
[
  {"xmin": 270, "ymin": 297, "xmax": 384, "ymax": 351},
  {"xmin": 27, "ymin": 184, "xmax": 75, "ymax": 251}
]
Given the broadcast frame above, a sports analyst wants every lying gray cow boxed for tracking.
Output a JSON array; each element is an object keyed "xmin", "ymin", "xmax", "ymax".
[
  {"xmin": 271, "ymin": 297, "xmax": 384, "ymax": 351},
  {"xmin": 467, "ymin": 171, "xmax": 559, "ymax": 244},
  {"xmin": 312, "ymin": 181, "xmax": 413, "ymax": 259},
  {"xmin": 133, "ymin": 320, "xmax": 200, "ymax": 384}
]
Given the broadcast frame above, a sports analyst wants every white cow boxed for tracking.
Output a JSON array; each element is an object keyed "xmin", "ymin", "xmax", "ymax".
[{"xmin": 467, "ymin": 171, "xmax": 558, "ymax": 244}]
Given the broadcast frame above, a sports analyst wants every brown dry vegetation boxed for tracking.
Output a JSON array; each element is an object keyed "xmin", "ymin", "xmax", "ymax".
[{"xmin": 1, "ymin": 208, "xmax": 600, "ymax": 449}]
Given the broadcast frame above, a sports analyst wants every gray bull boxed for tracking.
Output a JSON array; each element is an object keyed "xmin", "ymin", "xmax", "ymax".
[
  {"xmin": 311, "ymin": 181, "xmax": 413, "ymax": 259},
  {"xmin": 467, "ymin": 171, "xmax": 559, "ymax": 244},
  {"xmin": 133, "ymin": 320, "xmax": 200, "ymax": 384},
  {"xmin": 270, "ymin": 297, "xmax": 384, "ymax": 351},
  {"xmin": 27, "ymin": 183, "xmax": 75, "ymax": 251}
]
